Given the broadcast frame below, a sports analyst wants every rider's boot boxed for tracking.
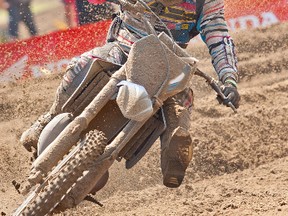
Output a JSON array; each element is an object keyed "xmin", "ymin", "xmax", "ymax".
[
  {"xmin": 20, "ymin": 113, "xmax": 53, "ymax": 152},
  {"xmin": 160, "ymin": 88, "xmax": 193, "ymax": 188}
]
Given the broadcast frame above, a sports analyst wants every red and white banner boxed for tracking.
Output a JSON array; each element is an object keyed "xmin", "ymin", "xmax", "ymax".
[
  {"xmin": 0, "ymin": 21, "xmax": 111, "ymax": 82},
  {"xmin": 0, "ymin": 0, "xmax": 288, "ymax": 82},
  {"xmin": 225, "ymin": 0, "xmax": 288, "ymax": 31}
]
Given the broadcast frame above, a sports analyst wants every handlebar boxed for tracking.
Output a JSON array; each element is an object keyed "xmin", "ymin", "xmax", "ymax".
[{"xmin": 195, "ymin": 68, "xmax": 237, "ymax": 113}]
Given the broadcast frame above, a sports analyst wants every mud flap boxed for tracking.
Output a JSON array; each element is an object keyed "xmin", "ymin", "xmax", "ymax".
[{"xmin": 122, "ymin": 109, "xmax": 166, "ymax": 169}]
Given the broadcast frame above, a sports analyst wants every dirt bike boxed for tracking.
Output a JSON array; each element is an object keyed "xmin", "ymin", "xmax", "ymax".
[{"xmin": 13, "ymin": 1, "xmax": 236, "ymax": 215}]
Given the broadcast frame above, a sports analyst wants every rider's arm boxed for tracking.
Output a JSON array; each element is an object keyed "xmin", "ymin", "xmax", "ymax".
[{"xmin": 197, "ymin": 0, "xmax": 238, "ymax": 85}]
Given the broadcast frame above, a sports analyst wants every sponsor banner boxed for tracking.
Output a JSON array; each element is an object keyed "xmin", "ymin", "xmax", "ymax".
[
  {"xmin": 0, "ymin": 21, "xmax": 111, "ymax": 82},
  {"xmin": 225, "ymin": 0, "xmax": 288, "ymax": 31},
  {"xmin": 0, "ymin": 0, "xmax": 288, "ymax": 82}
]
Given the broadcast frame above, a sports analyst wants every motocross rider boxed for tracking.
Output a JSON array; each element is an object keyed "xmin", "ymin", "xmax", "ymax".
[{"xmin": 20, "ymin": 0, "xmax": 240, "ymax": 188}]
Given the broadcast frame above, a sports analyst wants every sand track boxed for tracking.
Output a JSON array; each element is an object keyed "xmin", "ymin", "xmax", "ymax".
[{"xmin": 0, "ymin": 22, "xmax": 288, "ymax": 215}]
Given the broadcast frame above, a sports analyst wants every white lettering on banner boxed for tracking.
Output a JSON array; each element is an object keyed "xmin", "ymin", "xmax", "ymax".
[
  {"xmin": 0, "ymin": 56, "xmax": 28, "ymax": 82},
  {"xmin": 228, "ymin": 12, "xmax": 280, "ymax": 31},
  {"xmin": 0, "ymin": 58, "xmax": 70, "ymax": 82},
  {"xmin": 261, "ymin": 12, "xmax": 279, "ymax": 27},
  {"xmin": 31, "ymin": 59, "xmax": 70, "ymax": 78},
  {"xmin": 229, "ymin": 15, "xmax": 260, "ymax": 31}
]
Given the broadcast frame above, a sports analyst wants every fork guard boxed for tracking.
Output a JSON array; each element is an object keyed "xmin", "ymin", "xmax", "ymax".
[{"xmin": 119, "ymin": 109, "xmax": 166, "ymax": 169}]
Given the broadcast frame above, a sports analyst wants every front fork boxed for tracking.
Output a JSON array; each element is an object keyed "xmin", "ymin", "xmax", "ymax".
[
  {"xmin": 25, "ymin": 67, "xmax": 126, "ymax": 191},
  {"xmin": 24, "ymin": 64, "xmax": 163, "ymax": 193}
]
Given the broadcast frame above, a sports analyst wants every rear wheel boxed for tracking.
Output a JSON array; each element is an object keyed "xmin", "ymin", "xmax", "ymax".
[{"xmin": 14, "ymin": 130, "xmax": 107, "ymax": 216}]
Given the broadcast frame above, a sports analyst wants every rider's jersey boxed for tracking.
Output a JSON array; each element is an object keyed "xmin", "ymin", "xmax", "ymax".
[
  {"xmin": 146, "ymin": 0, "xmax": 199, "ymax": 44},
  {"xmin": 110, "ymin": 0, "xmax": 199, "ymax": 45},
  {"xmin": 109, "ymin": 0, "xmax": 238, "ymax": 83}
]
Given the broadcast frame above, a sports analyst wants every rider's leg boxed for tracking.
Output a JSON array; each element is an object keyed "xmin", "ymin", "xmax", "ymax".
[
  {"xmin": 20, "ymin": 62, "xmax": 91, "ymax": 152},
  {"xmin": 160, "ymin": 88, "xmax": 194, "ymax": 188},
  {"xmin": 20, "ymin": 43, "xmax": 127, "ymax": 152}
]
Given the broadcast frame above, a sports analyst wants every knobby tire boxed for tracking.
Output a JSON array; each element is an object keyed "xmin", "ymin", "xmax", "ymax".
[{"xmin": 16, "ymin": 130, "xmax": 107, "ymax": 216}]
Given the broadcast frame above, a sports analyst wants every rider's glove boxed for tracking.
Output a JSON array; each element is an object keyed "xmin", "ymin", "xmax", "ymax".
[{"xmin": 218, "ymin": 79, "xmax": 240, "ymax": 109}]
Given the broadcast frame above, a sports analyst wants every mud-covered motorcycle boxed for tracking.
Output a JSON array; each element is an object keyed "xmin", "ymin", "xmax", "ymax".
[{"xmin": 13, "ymin": 1, "xmax": 236, "ymax": 215}]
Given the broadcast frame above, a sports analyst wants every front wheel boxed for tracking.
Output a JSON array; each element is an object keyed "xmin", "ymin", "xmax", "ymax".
[{"xmin": 14, "ymin": 130, "xmax": 107, "ymax": 216}]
